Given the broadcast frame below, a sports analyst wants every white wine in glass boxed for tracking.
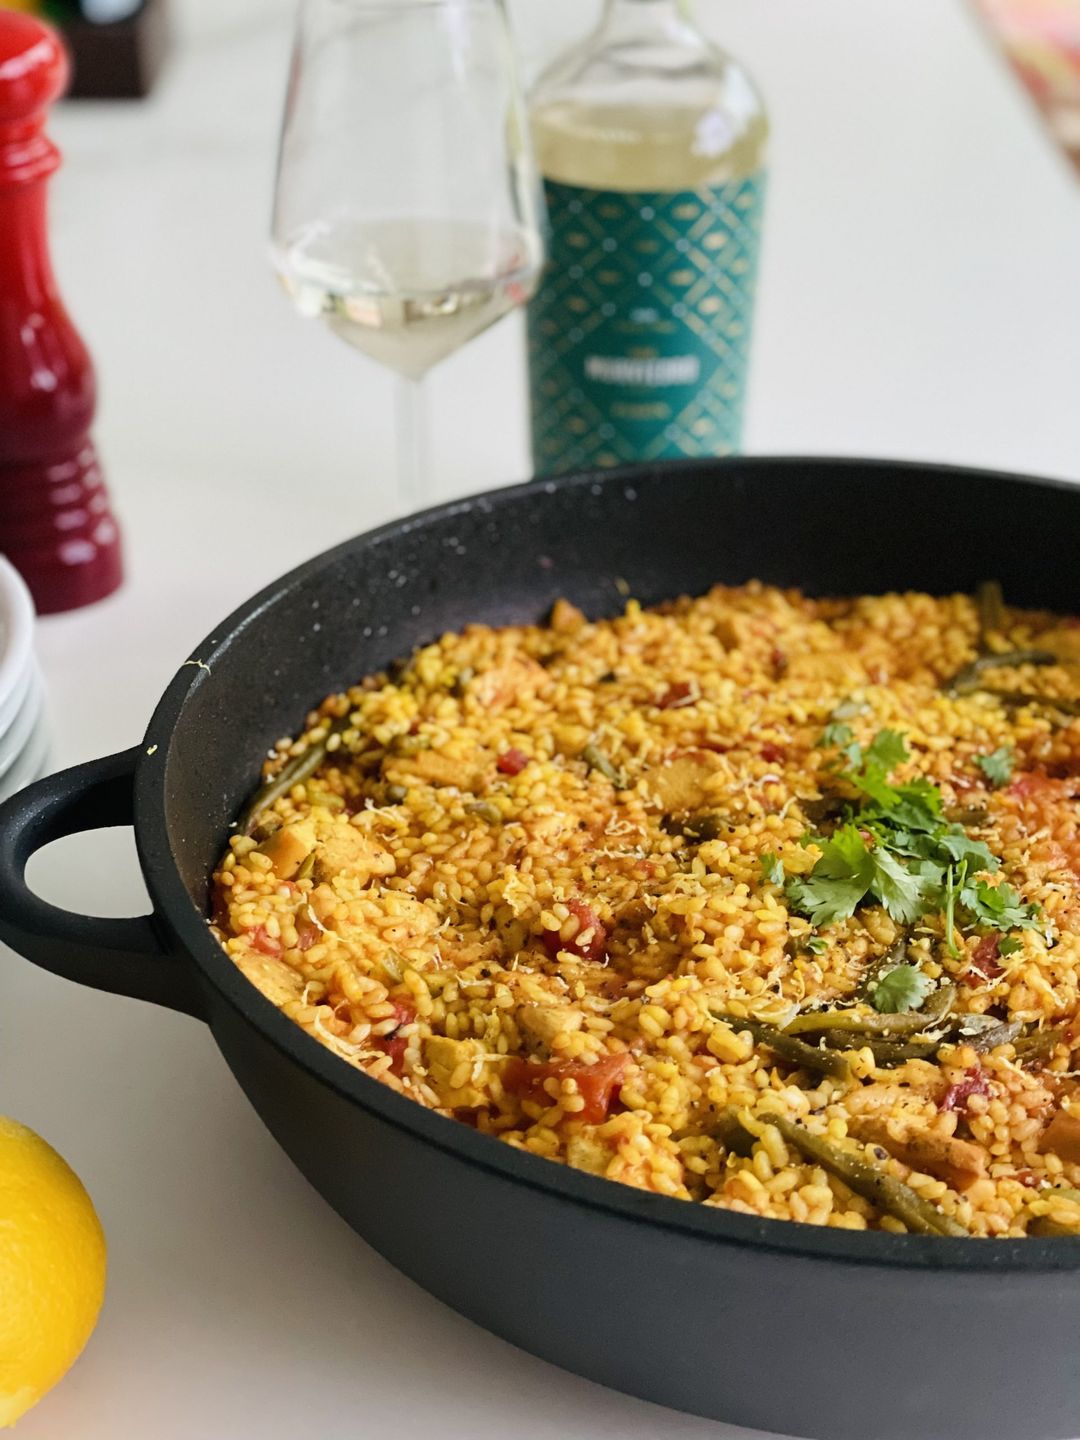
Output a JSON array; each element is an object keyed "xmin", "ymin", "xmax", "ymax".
[
  {"xmin": 271, "ymin": 0, "xmax": 543, "ymax": 507},
  {"xmin": 278, "ymin": 217, "xmax": 538, "ymax": 382}
]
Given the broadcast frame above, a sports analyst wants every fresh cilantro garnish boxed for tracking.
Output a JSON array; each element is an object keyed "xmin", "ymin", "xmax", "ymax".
[
  {"xmin": 785, "ymin": 825, "xmax": 874, "ymax": 926},
  {"xmin": 959, "ymin": 877, "xmax": 1040, "ymax": 931},
  {"xmin": 805, "ymin": 935, "xmax": 828, "ymax": 955},
  {"xmin": 935, "ymin": 828, "xmax": 997, "ymax": 871},
  {"xmin": 943, "ymin": 859, "xmax": 966, "ymax": 958},
  {"xmin": 818, "ymin": 721, "xmax": 854, "ymax": 750},
  {"xmin": 786, "ymin": 727, "xmax": 1035, "ymax": 951},
  {"xmin": 870, "ymin": 964, "xmax": 934, "ymax": 1014},
  {"xmin": 760, "ymin": 851, "xmax": 784, "ymax": 886},
  {"xmin": 976, "ymin": 746, "xmax": 1014, "ymax": 788},
  {"xmin": 998, "ymin": 935, "xmax": 1024, "ymax": 957},
  {"xmin": 868, "ymin": 847, "xmax": 940, "ymax": 924},
  {"xmin": 865, "ymin": 729, "xmax": 909, "ymax": 773}
]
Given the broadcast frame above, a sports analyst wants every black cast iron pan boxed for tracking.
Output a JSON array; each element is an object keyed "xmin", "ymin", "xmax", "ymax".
[{"xmin": 1, "ymin": 458, "xmax": 1078, "ymax": 1440}]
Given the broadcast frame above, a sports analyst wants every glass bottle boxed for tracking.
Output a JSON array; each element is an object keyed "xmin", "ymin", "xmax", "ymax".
[{"xmin": 526, "ymin": 0, "xmax": 767, "ymax": 475}]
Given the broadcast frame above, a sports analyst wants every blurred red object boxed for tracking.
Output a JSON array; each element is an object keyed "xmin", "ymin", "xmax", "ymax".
[
  {"xmin": 974, "ymin": 0, "xmax": 1080, "ymax": 175},
  {"xmin": 0, "ymin": 10, "xmax": 123, "ymax": 613}
]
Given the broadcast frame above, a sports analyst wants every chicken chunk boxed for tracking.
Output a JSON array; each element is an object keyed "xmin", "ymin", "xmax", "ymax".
[
  {"xmin": 468, "ymin": 654, "xmax": 548, "ymax": 712},
  {"xmin": 518, "ymin": 1003, "xmax": 584, "ymax": 1054},
  {"xmin": 257, "ymin": 820, "xmax": 316, "ymax": 880},
  {"xmin": 311, "ymin": 826, "xmax": 396, "ymax": 886},
  {"xmin": 849, "ymin": 1117, "xmax": 986, "ymax": 1192},
  {"xmin": 641, "ymin": 755, "xmax": 715, "ymax": 812},
  {"xmin": 422, "ymin": 1035, "xmax": 489, "ymax": 1109},
  {"xmin": 566, "ymin": 1131, "xmax": 613, "ymax": 1176},
  {"xmin": 1039, "ymin": 1108, "xmax": 1080, "ymax": 1165},
  {"xmin": 386, "ymin": 749, "xmax": 487, "ymax": 791}
]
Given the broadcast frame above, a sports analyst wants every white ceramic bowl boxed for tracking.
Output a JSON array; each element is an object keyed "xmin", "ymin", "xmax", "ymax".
[
  {"xmin": 0, "ymin": 557, "xmax": 35, "ymax": 738},
  {"xmin": 0, "ymin": 664, "xmax": 43, "ymax": 783},
  {"xmin": 0, "ymin": 705, "xmax": 50, "ymax": 805}
]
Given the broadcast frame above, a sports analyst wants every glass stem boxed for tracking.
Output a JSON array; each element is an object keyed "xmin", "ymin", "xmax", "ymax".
[{"xmin": 395, "ymin": 374, "xmax": 427, "ymax": 510}]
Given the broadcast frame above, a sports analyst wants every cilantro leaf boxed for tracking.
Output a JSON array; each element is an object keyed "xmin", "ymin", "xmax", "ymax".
[
  {"xmin": 818, "ymin": 721, "xmax": 854, "ymax": 750},
  {"xmin": 935, "ymin": 827, "xmax": 998, "ymax": 872},
  {"xmin": 865, "ymin": 729, "xmax": 909, "ymax": 772},
  {"xmin": 869, "ymin": 847, "xmax": 941, "ymax": 924},
  {"xmin": 785, "ymin": 825, "xmax": 875, "ymax": 926},
  {"xmin": 884, "ymin": 779, "xmax": 944, "ymax": 833},
  {"xmin": 760, "ymin": 851, "xmax": 784, "ymax": 886},
  {"xmin": 960, "ymin": 878, "xmax": 1041, "ymax": 931},
  {"xmin": 997, "ymin": 935, "xmax": 1024, "ymax": 957},
  {"xmin": 871, "ymin": 964, "xmax": 934, "ymax": 1014},
  {"xmin": 976, "ymin": 747, "xmax": 1014, "ymax": 788},
  {"xmin": 840, "ymin": 729, "xmax": 909, "ymax": 809},
  {"xmin": 805, "ymin": 935, "xmax": 828, "ymax": 955}
]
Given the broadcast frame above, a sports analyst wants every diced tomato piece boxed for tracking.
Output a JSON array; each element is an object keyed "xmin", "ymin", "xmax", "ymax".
[
  {"xmin": 541, "ymin": 899, "xmax": 607, "ymax": 963},
  {"xmin": 657, "ymin": 681, "xmax": 694, "ymax": 709},
  {"xmin": 1013, "ymin": 1168, "xmax": 1040, "ymax": 1189},
  {"xmin": 961, "ymin": 933, "xmax": 1003, "ymax": 986},
  {"xmin": 760, "ymin": 742, "xmax": 786, "ymax": 764},
  {"xmin": 502, "ymin": 1052, "xmax": 630, "ymax": 1124},
  {"xmin": 940, "ymin": 1065, "xmax": 990, "ymax": 1112},
  {"xmin": 497, "ymin": 747, "xmax": 529, "ymax": 776},
  {"xmin": 249, "ymin": 925, "xmax": 282, "ymax": 958},
  {"xmin": 770, "ymin": 648, "xmax": 788, "ymax": 679},
  {"xmin": 1010, "ymin": 770, "xmax": 1056, "ymax": 798},
  {"xmin": 380, "ymin": 1035, "xmax": 409, "ymax": 1075}
]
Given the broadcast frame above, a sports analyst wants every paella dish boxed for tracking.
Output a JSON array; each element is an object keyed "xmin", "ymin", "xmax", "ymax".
[{"xmin": 211, "ymin": 580, "xmax": 1080, "ymax": 1238}]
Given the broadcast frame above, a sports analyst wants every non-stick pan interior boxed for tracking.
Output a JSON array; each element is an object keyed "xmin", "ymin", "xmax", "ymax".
[{"xmin": 157, "ymin": 458, "xmax": 1080, "ymax": 912}]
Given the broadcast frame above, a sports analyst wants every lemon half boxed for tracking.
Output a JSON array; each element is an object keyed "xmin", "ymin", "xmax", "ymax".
[{"xmin": 0, "ymin": 1118, "xmax": 106, "ymax": 1427}]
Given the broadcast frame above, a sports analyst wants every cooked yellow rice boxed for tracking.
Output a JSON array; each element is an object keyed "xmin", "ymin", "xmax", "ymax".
[{"xmin": 211, "ymin": 583, "xmax": 1080, "ymax": 1238}]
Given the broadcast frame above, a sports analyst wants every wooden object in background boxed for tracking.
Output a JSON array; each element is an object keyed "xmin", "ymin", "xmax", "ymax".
[{"xmin": 64, "ymin": 0, "xmax": 170, "ymax": 99}]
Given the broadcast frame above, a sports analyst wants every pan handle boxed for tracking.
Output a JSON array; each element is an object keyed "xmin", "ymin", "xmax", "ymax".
[{"xmin": 0, "ymin": 747, "xmax": 203, "ymax": 1018}]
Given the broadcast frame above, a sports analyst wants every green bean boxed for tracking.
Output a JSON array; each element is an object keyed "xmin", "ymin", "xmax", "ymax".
[
  {"xmin": 785, "ymin": 983, "xmax": 955, "ymax": 1039},
  {"xmin": 236, "ymin": 718, "xmax": 348, "ymax": 834},
  {"xmin": 946, "ymin": 804, "xmax": 990, "ymax": 826},
  {"xmin": 1012, "ymin": 1026, "xmax": 1066, "ymax": 1061},
  {"xmin": 758, "ymin": 1110, "xmax": 969, "ymax": 1237},
  {"xmin": 714, "ymin": 1107, "xmax": 755, "ymax": 1158},
  {"xmin": 662, "ymin": 811, "xmax": 727, "ymax": 843},
  {"xmin": 712, "ymin": 1014, "xmax": 851, "ymax": 1082},
  {"xmin": 465, "ymin": 800, "xmax": 502, "ymax": 825},
  {"xmin": 1028, "ymin": 1215, "xmax": 1080, "ymax": 1237},
  {"xmin": 582, "ymin": 743, "xmax": 628, "ymax": 789},
  {"xmin": 977, "ymin": 580, "xmax": 1005, "ymax": 648},
  {"xmin": 819, "ymin": 1031, "xmax": 941, "ymax": 1066},
  {"xmin": 981, "ymin": 689, "xmax": 1080, "ymax": 719},
  {"xmin": 965, "ymin": 1018, "xmax": 1023, "ymax": 1052},
  {"xmin": 944, "ymin": 649, "xmax": 1057, "ymax": 697}
]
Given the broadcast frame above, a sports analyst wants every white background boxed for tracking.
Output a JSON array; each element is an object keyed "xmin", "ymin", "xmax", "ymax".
[{"xmin": 5, "ymin": 0, "xmax": 1080, "ymax": 1436}]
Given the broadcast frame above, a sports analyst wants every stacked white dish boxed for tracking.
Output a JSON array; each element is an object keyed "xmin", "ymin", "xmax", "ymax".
[{"xmin": 0, "ymin": 557, "xmax": 50, "ymax": 805}]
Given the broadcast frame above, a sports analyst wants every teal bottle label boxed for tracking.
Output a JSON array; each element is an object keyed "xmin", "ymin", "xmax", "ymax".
[{"xmin": 527, "ymin": 172, "xmax": 766, "ymax": 475}]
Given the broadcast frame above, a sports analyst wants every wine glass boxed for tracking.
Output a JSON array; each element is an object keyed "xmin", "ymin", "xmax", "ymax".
[{"xmin": 270, "ymin": 0, "xmax": 544, "ymax": 509}]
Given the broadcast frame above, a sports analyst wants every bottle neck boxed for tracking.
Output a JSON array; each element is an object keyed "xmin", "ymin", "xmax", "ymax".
[{"xmin": 599, "ymin": 0, "xmax": 690, "ymax": 40}]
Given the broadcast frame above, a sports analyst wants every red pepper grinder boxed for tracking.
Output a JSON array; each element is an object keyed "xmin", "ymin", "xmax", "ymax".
[{"xmin": 0, "ymin": 11, "xmax": 123, "ymax": 614}]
